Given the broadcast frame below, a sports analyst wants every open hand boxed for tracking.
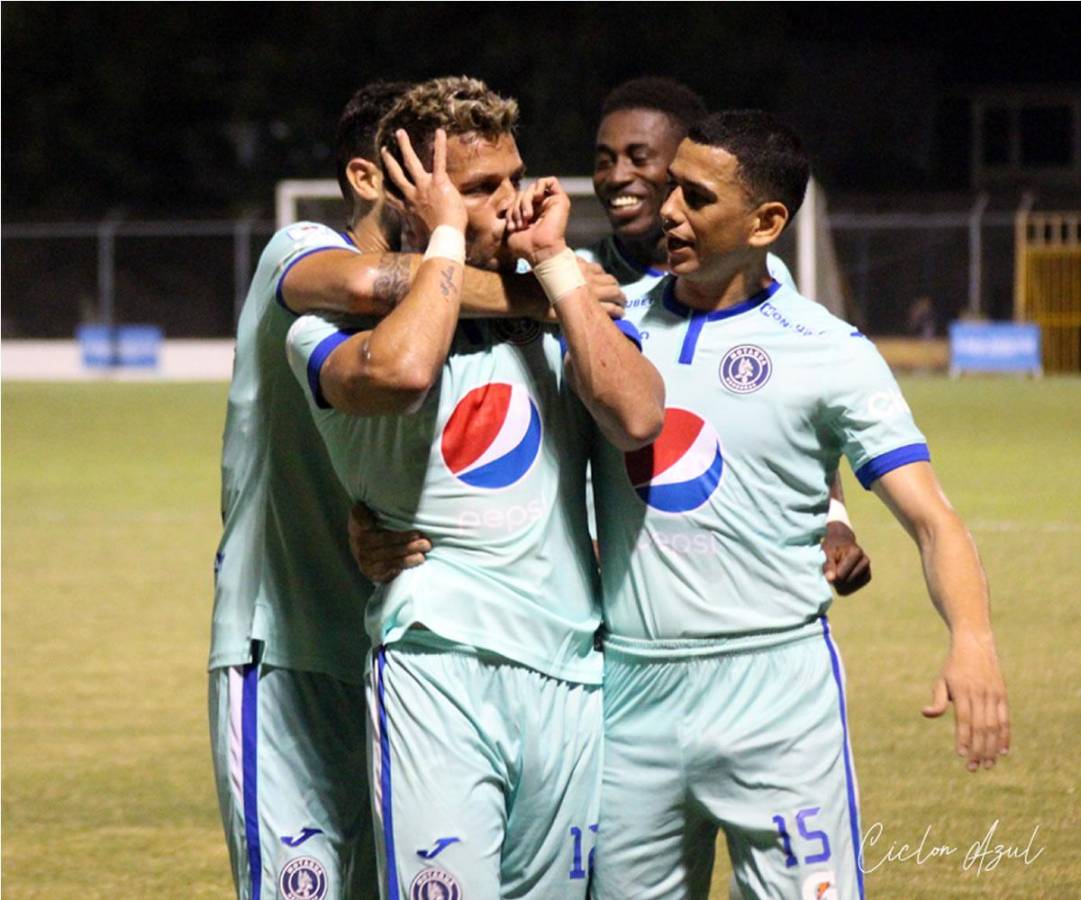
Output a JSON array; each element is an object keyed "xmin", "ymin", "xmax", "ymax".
[
  {"xmin": 381, "ymin": 128, "xmax": 468, "ymax": 239},
  {"xmin": 348, "ymin": 501, "xmax": 431, "ymax": 584}
]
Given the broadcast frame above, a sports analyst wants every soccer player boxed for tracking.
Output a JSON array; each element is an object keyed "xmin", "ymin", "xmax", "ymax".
[
  {"xmin": 209, "ymin": 80, "xmax": 623, "ymax": 900},
  {"xmin": 589, "ymin": 111, "xmax": 1009, "ymax": 899},
  {"xmin": 583, "ymin": 76, "xmax": 869, "ymax": 593},
  {"xmin": 285, "ymin": 77, "xmax": 664, "ymax": 900}
]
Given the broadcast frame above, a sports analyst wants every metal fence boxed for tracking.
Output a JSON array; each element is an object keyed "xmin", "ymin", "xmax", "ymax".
[{"xmin": 0, "ymin": 202, "xmax": 1032, "ymax": 340}]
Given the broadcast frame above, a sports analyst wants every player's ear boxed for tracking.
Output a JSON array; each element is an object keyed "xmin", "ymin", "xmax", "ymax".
[
  {"xmin": 347, "ymin": 158, "xmax": 382, "ymax": 204},
  {"xmin": 748, "ymin": 200, "xmax": 788, "ymax": 248}
]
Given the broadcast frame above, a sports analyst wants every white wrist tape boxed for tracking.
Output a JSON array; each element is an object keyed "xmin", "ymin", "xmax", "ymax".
[
  {"xmin": 533, "ymin": 247, "xmax": 587, "ymax": 304},
  {"xmin": 827, "ymin": 497, "xmax": 852, "ymax": 528},
  {"xmin": 423, "ymin": 225, "xmax": 466, "ymax": 264}
]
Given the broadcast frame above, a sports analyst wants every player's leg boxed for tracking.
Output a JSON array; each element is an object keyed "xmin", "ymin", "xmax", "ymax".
[
  {"xmin": 591, "ymin": 646, "xmax": 715, "ymax": 900},
  {"xmin": 367, "ymin": 638, "xmax": 508, "ymax": 900},
  {"xmin": 692, "ymin": 626, "xmax": 863, "ymax": 900},
  {"xmin": 209, "ymin": 653, "xmax": 374, "ymax": 900},
  {"xmin": 500, "ymin": 671, "xmax": 602, "ymax": 899}
]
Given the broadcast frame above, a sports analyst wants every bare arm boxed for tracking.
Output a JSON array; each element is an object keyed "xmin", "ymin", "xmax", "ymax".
[
  {"xmin": 871, "ymin": 461, "xmax": 1009, "ymax": 771},
  {"xmin": 318, "ymin": 129, "xmax": 466, "ymax": 416},
  {"xmin": 508, "ymin": 177, "xmax": 664, "ymax": 450},
  {"xmin": 281, "ymin": 238, "xmax": 622, "ymax": 322}
]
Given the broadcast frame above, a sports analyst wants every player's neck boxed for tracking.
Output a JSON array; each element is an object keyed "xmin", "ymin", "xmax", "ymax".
[
  {"xmin": 674, "ymin": 255, "xmax": 772, "ymax": 312},
  {"xmin": 615, "ymin": 230, "xmax": 670, "ymax": 273},
  {"xmin": 347, "ymin": 214, "xmax": 392, "ymax": 255}
]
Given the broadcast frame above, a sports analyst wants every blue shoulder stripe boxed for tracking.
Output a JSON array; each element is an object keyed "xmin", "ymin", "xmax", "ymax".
[
  {"xmin": 275, "ymin": 245, "xmax": 353, "ymax": 314},
  {"xmin": 855, "ymin": 442, "xmax": 930, "ymax": 489},
  {"xmin": 306, "ymin": 329, "xmax": 355, "ymax": 409}
]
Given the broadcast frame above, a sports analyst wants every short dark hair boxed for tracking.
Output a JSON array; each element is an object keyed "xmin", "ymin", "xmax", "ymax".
[
  {"xmin": 335, "ymin": 81, "xmax": 413, "ymax": 209},
  {"xmin": 600, "ymin": 77, "xmax": 707, "ymax": 133},
  {"xmin": 687, "ymin": 110, "xmax": 810, "ymax": 223}
]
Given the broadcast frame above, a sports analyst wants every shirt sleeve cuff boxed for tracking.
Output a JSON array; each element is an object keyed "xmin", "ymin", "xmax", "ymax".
[
  {"xmin": 855, "ymin": 442, "xmax": 931, "ymax": 489},
  {"xmin": 306, "ymin": 330, "xmax": 354, "ymax": 408},
  {"xmin": 275, "ymin": 246, "xmax": 351, "ymax": 314}
]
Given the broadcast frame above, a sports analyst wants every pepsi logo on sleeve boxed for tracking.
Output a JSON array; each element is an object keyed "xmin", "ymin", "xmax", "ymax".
[
  {"xmin": 624, "ymin": 408, "xmax": 724, "ymax": 513},
  {"xmin": 441, "ymin": 383, "xmax": 542, "ymax": 489}
]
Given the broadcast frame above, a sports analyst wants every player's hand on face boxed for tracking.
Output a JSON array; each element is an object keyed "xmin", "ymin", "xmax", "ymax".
[
  {"xmin": 821, "ymin": 522, "xmax": 872, "ymax": 595},
  {"xmin": 506, "ymin": 177, "xmax": 571, "ymax": 265},
  {"xmin": 381, "ymin": 128, "xmax": 468, "ymax": 238},
  {"xmin": 348, "ymin": 501, "xmax": 431, "ymax": 584},
  {"xmin": 921, "ymin": 632, "xmax": 1010, "ymax": 772}
]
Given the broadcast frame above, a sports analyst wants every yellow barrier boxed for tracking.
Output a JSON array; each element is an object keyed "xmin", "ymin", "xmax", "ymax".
[{"xmin": 1015, "ymin": 212, "xmax": 1081, "ymax": 372}]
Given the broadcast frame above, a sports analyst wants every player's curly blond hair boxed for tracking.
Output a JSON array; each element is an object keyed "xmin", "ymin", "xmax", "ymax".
[{"xmin": 377, "ymin": 76, "xmax": 519, "ymax": 178}]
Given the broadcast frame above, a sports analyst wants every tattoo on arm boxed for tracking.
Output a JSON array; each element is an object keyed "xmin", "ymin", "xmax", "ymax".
[
  {"xmin": 439, "ymin": 265, "xmax": 457, "ymax": 299},
  {"xmin": 372, "ymin": 254, "xmax": 411, "ymax": 311}
]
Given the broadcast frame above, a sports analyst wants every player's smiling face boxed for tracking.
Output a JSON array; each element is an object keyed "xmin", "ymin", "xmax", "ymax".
[
  {"xmin": 660, "ymin": 139, "xmax": 761, "ymax": 283},
  {"xmin": 445, "ymin": 132, "xmax": 525, "ymax": 271},
  {"xmin": 593, "ymin": 108, "xmax": 683, "ymax": 242}
]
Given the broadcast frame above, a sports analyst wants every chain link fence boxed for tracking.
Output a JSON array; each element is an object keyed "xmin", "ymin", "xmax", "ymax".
[{"xmin": 1, "ymin": 205, "xmax": 1023, "ymax": 340}]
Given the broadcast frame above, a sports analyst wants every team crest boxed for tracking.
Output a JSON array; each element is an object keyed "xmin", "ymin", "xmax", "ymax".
[
  {"xmin": 279, "ymin": 856, "xmax": 328, "ymax": 900},
  {"xmin": 720, "ymin": 344, "xmax": 772, "ymax": 393},
  {"xmin": 801, "ymin": 870, "xmax": 838, "ymax": 900},
  {"xmin": 492, "ymin": 317, "xmax": 541, "ymax": 346},
  {"xmin": 410, "ymin": 867, "xmax": 462, "ymax": 900}
]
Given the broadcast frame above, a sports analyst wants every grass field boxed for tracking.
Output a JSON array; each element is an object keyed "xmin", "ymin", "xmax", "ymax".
[{"xmin": 3, "ymin": 377, "xmax": 1080, "ymax": 898}]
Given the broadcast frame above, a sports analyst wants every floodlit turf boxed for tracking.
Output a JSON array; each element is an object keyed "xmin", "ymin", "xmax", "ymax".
[{"xmin": 2, "ymin": 377, "xmax": 1080, "ymax": 898}]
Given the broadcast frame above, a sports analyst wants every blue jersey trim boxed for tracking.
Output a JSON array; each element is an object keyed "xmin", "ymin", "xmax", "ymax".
[
  {"xmin": 275, "ymin": 245, "xmax": 351, "ymax": 314},
  {"xmin": 306, "ymin": 330, "xmax": 355, "ymax": 409},
  {"xmin": 855, "ymin": 442, "xmax": 930, "ymax": 489},
  {"xmin": 821, "ymin": 619, "xmax": 865, "ymax": 900},
  {"xmin": 559, "ymin": 318, "xmax": 643, "ymax": 357},
  {"xmin": 340, "ymin": 230, "xmax": 356, "ymax": 247},
  {"xmin": 376, "ymin": 648, "xmax": 399, "ymax": 899},
  {"xmin": 665, "ymin": 279, "xmax": 781, "ymax": 365},
  {"xmin": 241, "ymin": 663, "xmax": 262, "ymax": 900}
]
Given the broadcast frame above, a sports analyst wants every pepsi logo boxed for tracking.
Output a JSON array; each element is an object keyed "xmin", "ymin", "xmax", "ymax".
[
  {"xmin": 441, "ymin": 382, "xmax": 542, "ymax": 489},
  {"xmin": 624, "ymin": 408, "xmax": 724, "ymax": 513}
]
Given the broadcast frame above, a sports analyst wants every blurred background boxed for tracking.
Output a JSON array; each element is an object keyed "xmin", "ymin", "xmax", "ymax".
[
  {"xmin": 3, "ymin": 3, "xmax": 1080, "ymax": 362},
  {"xmin": 3, "ymin": 6, "xmax": 1081, "ymax": 898}
]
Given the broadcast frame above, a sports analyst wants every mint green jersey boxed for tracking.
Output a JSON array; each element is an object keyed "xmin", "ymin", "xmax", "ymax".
[
  {"xmin": 211, "ymin": 222, "xmax": 373, "ymax": 681},
  {"xmin": 577, "ymin": 234, "xmax": 794, "ymax": 307},
  {"xmin": 592, "ymin": 277, "xmax": 928, "ymax": 640},
  {"xmin": 287, "ymin": 316, "xmax": 603, "ymax": 685}
]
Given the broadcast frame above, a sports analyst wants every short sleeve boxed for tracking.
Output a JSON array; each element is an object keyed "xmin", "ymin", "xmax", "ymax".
[
  {"xmin": 825, "ymin": 333, "xmax": 930, "ymax": 488},
  {"xmin": 271, "ymin": 223, "xmax": 357, "ymax": 314},
  {"xmin": 286, "ymin": 314, "xmax": 355, "ymax": 410}
]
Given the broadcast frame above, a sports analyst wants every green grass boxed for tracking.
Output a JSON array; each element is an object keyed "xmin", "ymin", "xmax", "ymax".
[{"xmin": 3, "ymin": 377, "xmax": 1080, "ymax": 898}]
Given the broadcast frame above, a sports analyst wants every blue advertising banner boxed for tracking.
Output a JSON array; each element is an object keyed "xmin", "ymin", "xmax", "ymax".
[
  {"xmin": 76, "ymin": 325, "xmax": 163, "ymax": 369},
  {"xmin": 948, "ymin": 322, "xmax": 1042, "ymax": 376}
]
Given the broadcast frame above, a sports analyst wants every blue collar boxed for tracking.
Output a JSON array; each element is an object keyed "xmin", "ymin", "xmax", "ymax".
[
  {"xmin": 665, "ymin": 278, "xmax": 781, "ymax": 365},
  {"xmin": 663, "ymin": 278, "xmax": 781, "ymax": 321}
]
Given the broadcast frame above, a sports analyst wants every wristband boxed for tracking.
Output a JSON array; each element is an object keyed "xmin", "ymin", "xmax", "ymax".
[
  {"xmin": 533, "ymin": 247, "xmax": 587, "ymax": 305},
  {"xmin": 423, "ymin": 225, "xmax": 466, "ymax": 264},
  {"xmin": 827, "ymin": 497, "xmax": 852, "ymax": 529}
]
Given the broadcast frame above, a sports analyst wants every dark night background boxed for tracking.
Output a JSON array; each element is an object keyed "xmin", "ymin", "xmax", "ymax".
[
  {"xmin": 5, "ymin": 3, "xmax": 1080, "ymax": 218},
  {"xmin": 2, "ymin": 3, "xmax": 1079, "ymax": 337}
]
